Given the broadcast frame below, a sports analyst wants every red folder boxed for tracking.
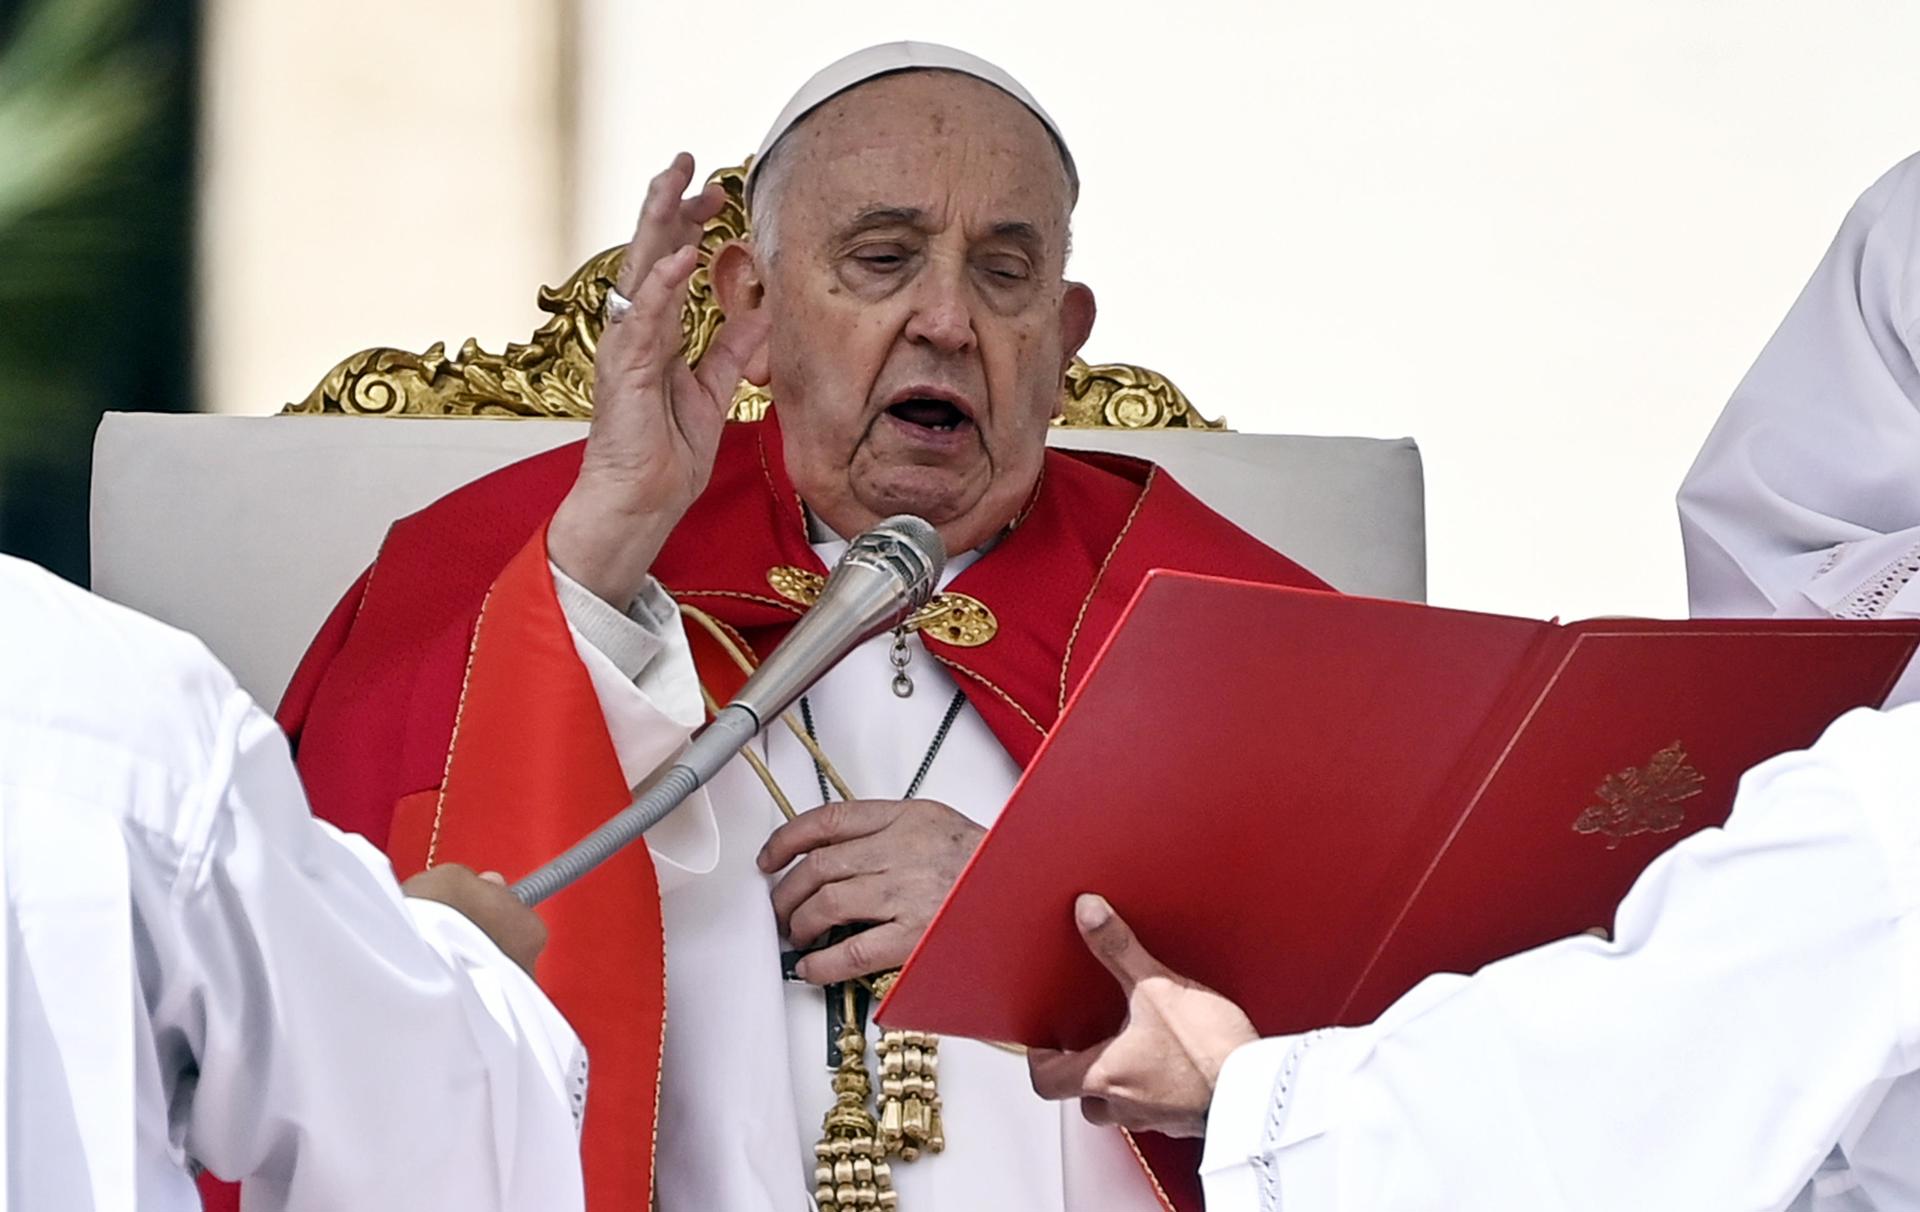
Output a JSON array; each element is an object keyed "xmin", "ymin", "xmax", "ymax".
[{"xmin": 880, "ymin": 572, "xmax": 1920, "ymax": 1048}]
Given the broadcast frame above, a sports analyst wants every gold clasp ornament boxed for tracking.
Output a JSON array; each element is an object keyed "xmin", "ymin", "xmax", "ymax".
[
  {"xmin": 768, "ymin": 567, "xmax": 998, "ymax": 648},
  {"xmin": 1572, "ymin": 741, "xmax": 1705, "ymax": 849}
]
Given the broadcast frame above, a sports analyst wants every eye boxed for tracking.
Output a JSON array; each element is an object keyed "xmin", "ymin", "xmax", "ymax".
[
  {"xmin": 851, "ymin": 245, "xmax": 909, "ymax": 272},
  {"xmin": 978, "ymin": 256, "xmax": 1031, "ymax": 283}
]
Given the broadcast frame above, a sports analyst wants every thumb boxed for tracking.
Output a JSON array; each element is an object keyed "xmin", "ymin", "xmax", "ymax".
[{"xmin": 1075, "ymin": 894, "xmax": 1167, "ymax": 991}]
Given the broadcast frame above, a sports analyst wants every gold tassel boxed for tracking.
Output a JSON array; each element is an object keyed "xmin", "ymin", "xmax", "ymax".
[
  {"xmin": 871, "ymin": 972, "xmax": 945, "ymax": 1163},
  {"xmin": 815, "ymin": 985, "xmax": 897, "ymax": 1211}
]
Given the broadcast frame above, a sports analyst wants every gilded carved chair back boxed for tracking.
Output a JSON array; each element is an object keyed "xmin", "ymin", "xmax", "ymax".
[{"xmin": 283, "ymin": 164, "xmax": 1225, "ymax": 430}]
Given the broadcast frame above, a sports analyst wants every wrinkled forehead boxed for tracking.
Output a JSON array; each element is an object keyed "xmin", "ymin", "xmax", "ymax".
[{"xmin": 759, "ymin": 72, "xmax": 1076, "ymax": 238}]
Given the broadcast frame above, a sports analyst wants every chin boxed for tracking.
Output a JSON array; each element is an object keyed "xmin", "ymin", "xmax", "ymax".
[
  {"xmin": 854, "ymin": 467, "xmax": 977, "ymax": 526},
  {"xmin": 857, "ymin": 482, "xmax": 1032, "ymax": 559}
]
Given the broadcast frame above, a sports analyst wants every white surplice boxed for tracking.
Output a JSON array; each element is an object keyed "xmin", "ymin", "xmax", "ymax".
[
  {"xmin": 1679, "ymin": 151, "xmax": 1920, "ymax": 707},
  {"xmin": 0, "ymin": 555, "xmax": 586, "ymax": 1212},
  {"xmin": 1197, "ymin": 703, "xmax": 1920, "ymax": 1212},
  {"xmin": 554, "ymin": 536, "xmax": 1168, "ymax": 1212}
]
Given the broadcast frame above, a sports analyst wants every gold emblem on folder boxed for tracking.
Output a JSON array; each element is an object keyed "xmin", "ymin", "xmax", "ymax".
[
  {"xmin": 1573, "ymin": 741, "xmax": 1705, "ymax": 849},
  {"xmin": 767, "ymin": 566, "xmax": 998, "ymax": 647}
]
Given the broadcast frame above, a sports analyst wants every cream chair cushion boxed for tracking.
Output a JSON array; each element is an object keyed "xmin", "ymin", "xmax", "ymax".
[{"xmin": 90, "ymin": 413, "xmax": 1425, "ymax": 707}]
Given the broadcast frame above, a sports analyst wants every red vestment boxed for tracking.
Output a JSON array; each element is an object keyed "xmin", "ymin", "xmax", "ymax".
[{"xmin": 203, "ymin": 412, "xmax": 1327, "ymax": 1212}]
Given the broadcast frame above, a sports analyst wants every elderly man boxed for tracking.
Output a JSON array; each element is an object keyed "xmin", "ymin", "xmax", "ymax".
[{"xmin": 267, "ymin": 42, "xmax": 1326, "ymax": 1212}]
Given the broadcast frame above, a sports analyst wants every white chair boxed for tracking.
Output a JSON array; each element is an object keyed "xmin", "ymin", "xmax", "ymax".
[{"xmin": 89, "ymin": 163, "xmax": 1425, "ymax": 707}]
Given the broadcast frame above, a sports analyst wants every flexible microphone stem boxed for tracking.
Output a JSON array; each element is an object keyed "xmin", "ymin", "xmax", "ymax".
[
  {"xmin": 509, "ymin": 515, "xmax": 944, "ymax": 906},
  {"xmin": 510, "ymin": 706, "xmax": 757, "ymax": 905}
]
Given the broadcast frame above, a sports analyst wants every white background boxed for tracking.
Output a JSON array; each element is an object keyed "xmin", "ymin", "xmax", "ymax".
[{"xmin": 208, "ymin": 0, "xmax": 1920, "ymax": 622}]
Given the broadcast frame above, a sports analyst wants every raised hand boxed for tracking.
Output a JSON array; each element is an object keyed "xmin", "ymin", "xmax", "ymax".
[
  {"xmin": 759, "ymin": 798, "xmax": 987, "ymax": 986},
  {"xmin": 548, "ymin": 153, "xmax": 772, "ymax": 607},
  {"xmin": 1026, "ymin": 894, "xmax": 1258, "ymax": 1138}
]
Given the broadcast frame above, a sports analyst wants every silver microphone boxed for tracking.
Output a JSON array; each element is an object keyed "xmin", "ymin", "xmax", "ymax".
[{"xmin": 512, "ymin": 515, "xmax": 946, "ymax": 904}]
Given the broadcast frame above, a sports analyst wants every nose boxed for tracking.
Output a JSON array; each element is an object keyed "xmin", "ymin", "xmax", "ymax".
[{"xmin": 902, "ymin": 265, "xmax": 977, "ymax": 355}]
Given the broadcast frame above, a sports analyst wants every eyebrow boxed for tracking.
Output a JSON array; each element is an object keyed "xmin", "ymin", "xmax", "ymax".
[
  {"xmin": 832, "ymin": 209, "xmax": 1049, "ymax": 250},
  {"xmin": 987, "ymin": 220, "xmax": 1043, "ymax": 248},
  {"xmin": 836, "ymin": 206, "xmax": 928, "ymax": 239}
]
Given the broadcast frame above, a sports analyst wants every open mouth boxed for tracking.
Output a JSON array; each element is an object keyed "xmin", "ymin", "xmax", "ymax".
[{"xmin": 885, "ymin": 397, "xmax": 972, "ymax": 433}]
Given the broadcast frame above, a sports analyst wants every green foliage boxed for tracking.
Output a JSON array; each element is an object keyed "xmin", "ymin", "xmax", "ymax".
[
  {"xmin": 0, "ymin": 0, "xmax": 167, "ymax": 301},
  {"xmin": 0, "ymin": 0, "xmax": 192, "ymax": 582}
]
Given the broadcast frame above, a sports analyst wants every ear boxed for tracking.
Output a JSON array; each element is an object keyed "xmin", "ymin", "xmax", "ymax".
[
  {"xmin": 1059, "ymin": 281, "xmax": 1096, "ymax": 367},
  {"xmin": 712, "ymin": 239, "xmax": 772, "ymax": 386},
  {"xmin": 1054, "ymin": 282, "xmax": 1097, "ymax": 417}
]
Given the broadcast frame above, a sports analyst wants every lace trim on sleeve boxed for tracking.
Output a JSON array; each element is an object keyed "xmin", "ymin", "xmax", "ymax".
[
  {"xmin": 1256, "ymin": 1027, "xmax": 1333, "ymax": 1212},
  {"xmin": 1833, "ymin": 543, "xmax": 1920, "ymax": 619},
  {"xmin": 568, "ymin": 1047, "xmax": 590, "ymax": 1137}
]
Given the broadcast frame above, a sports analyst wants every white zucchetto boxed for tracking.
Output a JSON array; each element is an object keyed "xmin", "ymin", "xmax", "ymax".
[{"xmin": 745, "ymin": 41, "xmax": 1077, "ymax": 206}]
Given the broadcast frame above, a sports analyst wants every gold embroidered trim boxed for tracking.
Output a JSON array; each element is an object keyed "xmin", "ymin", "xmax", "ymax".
[
  {"xmin": 1119, "ymin": 1128, "xmax": 1179, "ymax": 1212},
  {"xmin": 766, "ymin": 566, "xmax": 998, "ymax": 647},
  {"xmin": 348, "ymin": 542, "xmax": 383, "ymax": 628},
  {"xmin": 1058, "ymin": 467, "xmax": 1155, "ymax": 711},
  {"xmin": 648, "ymin": 899, "xmax": 667, "ymax": 1211},
  {"xmin": 1007, "ymin": 461, "xmax": 1046, "ymax": 533},
  {"xmin": 677, "ymin": 586, "xmax": 806, "ymax": 615},
  {"xmin": 706, "ymin": 613, "xmax": 758, "ymax": 662},
  {"xmin": 932, "ymin": 654, "xmax": 1046, "ymax": 737},
  {"xmin": 426, "ymin": 585, "xmax": 494, "ymax": 869},
  {"xmin": 756, "ymin": 431, "xmax": 814, "ymax": 548}
]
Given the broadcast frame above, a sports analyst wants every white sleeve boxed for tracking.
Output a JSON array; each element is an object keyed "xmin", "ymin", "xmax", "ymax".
[
  {"xmin": 164, "ymin": 693, "xmax": 586, "ymax": 1212},
  {"xmin": 550, "ymin": 564, "xmax": 721, "ymax": 888},
  {"xmin": 1199, "ymin": 705, "xmax": 1920, "ymax": 1212},
  {"xmin": 1679, "ymin": 154, "xmax": 1920, "ymax": 651}
]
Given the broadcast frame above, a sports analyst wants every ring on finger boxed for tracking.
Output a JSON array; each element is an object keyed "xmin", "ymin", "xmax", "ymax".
[{"xmin": 604, "ymin": 286, "xmax": 635, "ymax": 326}]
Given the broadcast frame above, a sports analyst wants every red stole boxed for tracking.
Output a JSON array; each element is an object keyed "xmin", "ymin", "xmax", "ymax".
[{"xmin": 222, "ymin": 412, "xmax": 1327, "ymax": 1212}]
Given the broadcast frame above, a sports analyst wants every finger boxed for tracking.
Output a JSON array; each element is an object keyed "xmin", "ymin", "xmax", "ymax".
[
  {"xmin": 793, "ymin": 920, "xmax": 915, "ymax": 985},
  {"xmin": 491, "ymin": 896, "xmax": 550, "ymax": 976},
  {"xmin": 602, "ymin": 244, "xmax": 699, "ymax": 375},
  {"xmin": 786, "ymin": 873, "xmax": 895, "ymax": 949},
  {"xmin": 595, "ymin": 245, "xmax": 700, "ymax": 425},
  {"xmin": 1027, "ymin": 1045, "xmax": 1102, "ymax": 1102},
  {"xmin": 1079, "ymin": 1096, "xmax": 1116, "ymax": 1126},
  {"xmin": 676, "ymin": 180, "xmax": 728, "ymax": 228},
  {"xmin": 758, "ymin": 800, "xmax": 900, "ymax": 873},
  {"xmin": 692, "ymin": 309, "xmax": 771, "ymax": 406},
  {"xmin": 769, "ymin": 835, "xmax": 885, "ymax": 929},
  {"xmin": 1075, "ymin": 894, "xmax": 1169, "ymax": 992},
  {"xmin": 643, "ymin": 152, "xmax": 695, "ymax": 219},
  {"xmin": 616, "ymin": 154, "xmax": 698, "ymax": 294}
]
